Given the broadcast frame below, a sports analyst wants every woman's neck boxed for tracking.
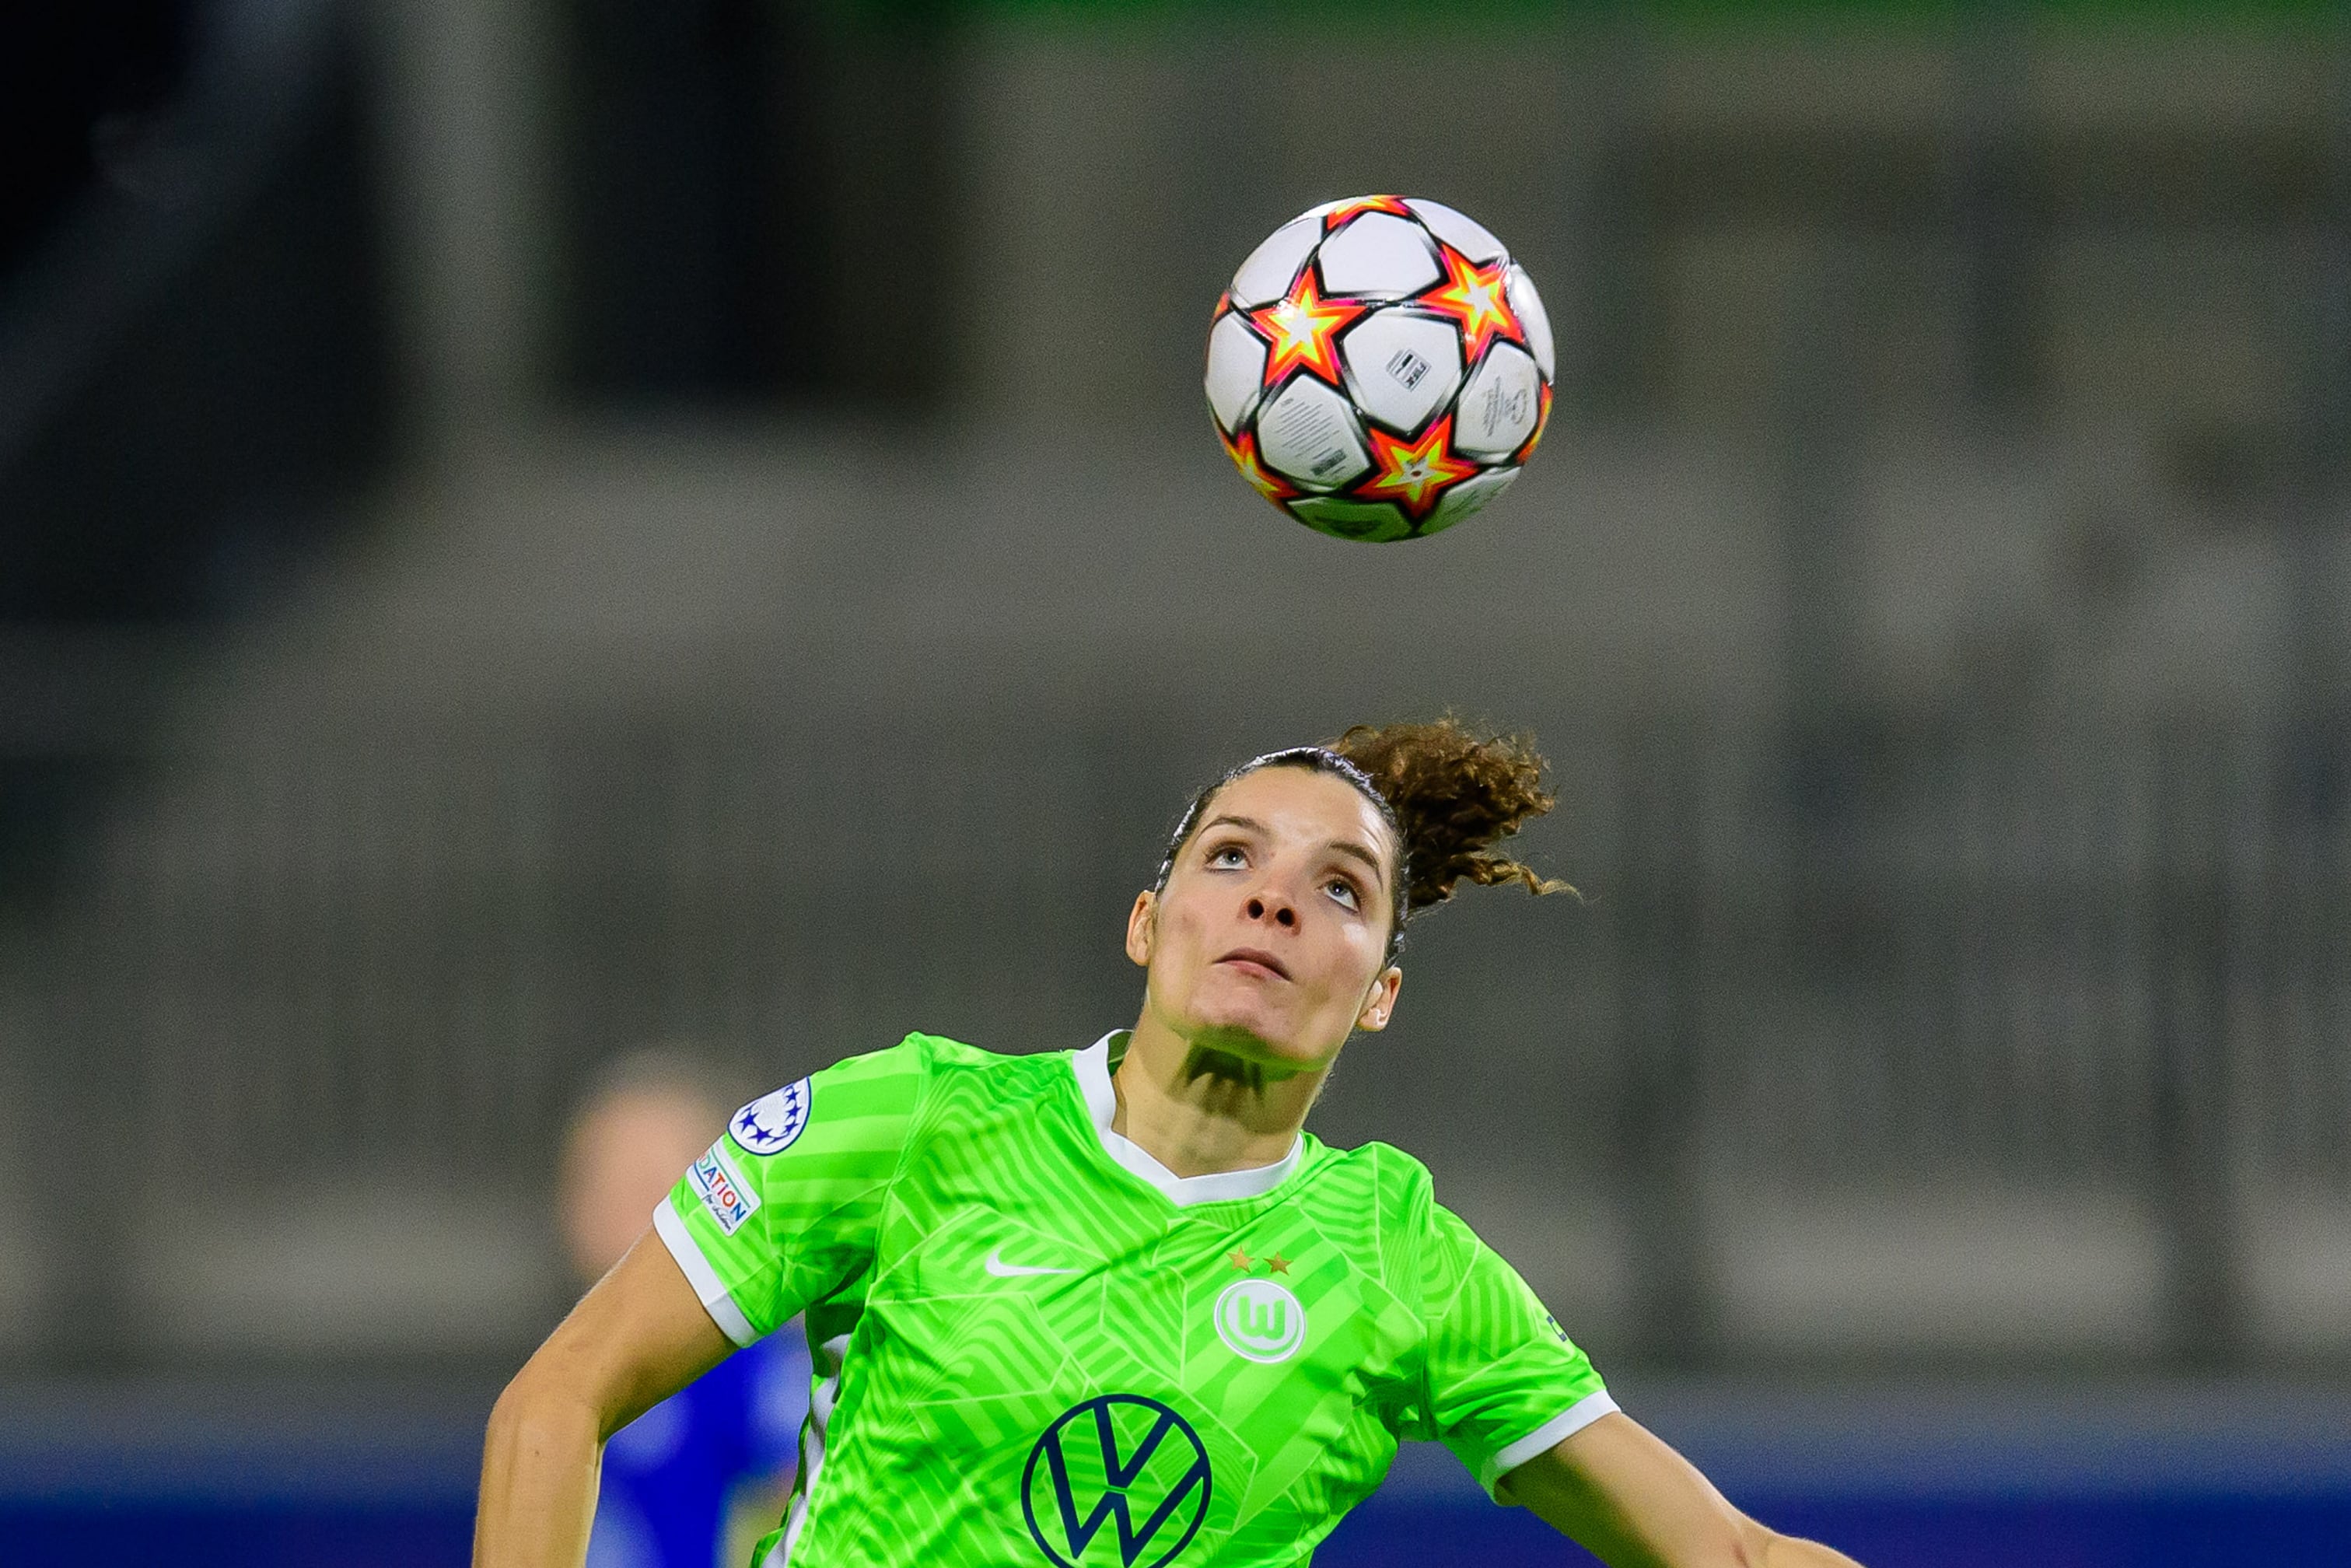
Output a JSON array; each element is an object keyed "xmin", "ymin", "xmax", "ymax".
[{"xmin": 1107, "ymin": 1015, "xmax": 1325, "ymax": 1179}]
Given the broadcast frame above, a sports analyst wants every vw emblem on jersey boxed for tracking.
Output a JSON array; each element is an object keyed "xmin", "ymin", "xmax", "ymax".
[
  {"xmin": 1212, "ymin": 1279, "xmax": 1306, "ymax": 1364},
  {"xmin": 727, "ymin": 1077, "xmax": 810, "ymax": 1156},
  {"xmin": 1021, "ymin": 1395, "xmax": 1212, "ymax": 1568}
]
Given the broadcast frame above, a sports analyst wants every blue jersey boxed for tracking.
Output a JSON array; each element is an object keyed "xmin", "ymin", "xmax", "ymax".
[{"xmin": 588, "ymin": 1325, "xmax": 811, "ymax": 1568}]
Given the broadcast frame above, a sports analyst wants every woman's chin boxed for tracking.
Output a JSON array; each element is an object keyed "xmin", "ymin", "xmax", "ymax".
[{"xmin": 1184, "ymin": 1015, "xmax": 1335, "ymax": 1073}]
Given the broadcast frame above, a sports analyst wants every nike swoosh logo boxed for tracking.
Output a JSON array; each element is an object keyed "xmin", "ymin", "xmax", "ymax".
[{"xmin": 985, "ymin": 1246, "xmax": 1078, "ymax": 1278}]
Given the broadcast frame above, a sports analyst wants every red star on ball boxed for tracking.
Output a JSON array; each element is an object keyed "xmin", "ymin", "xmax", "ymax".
[
  {"xmin": 1356, "ymin": 415, "xmax": 1481, "ymax": 522},
  {"xmin": 1319, "ymin": 194, "xmax": 1415, "ymax": 231},
  {"xmin": 1221, "ymin": 429, "xmax": 1296, "ymax": 505},
  {"xmin": 1418, "ymin": 246, "xmax": 1520, "ymax": 362},
  {"xmin": 1247, "ymin": 271, "xmax": 1366, "ymax": 390}
]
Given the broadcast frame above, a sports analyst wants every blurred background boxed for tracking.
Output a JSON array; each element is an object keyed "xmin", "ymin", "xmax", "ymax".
[{"xmin": 3, "ymin": 0, "xmax": 2349, "ymax": 1563}]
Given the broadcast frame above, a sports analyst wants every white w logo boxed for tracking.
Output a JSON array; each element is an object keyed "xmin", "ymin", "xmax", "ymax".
[
  {"xmin": 1212, "ymin": 1279, "xmax": 1306, "ymax": 1364},
  {"xmin": 1233, "ymin": 1295, "xmax": 1286, "ymax": 1342}
]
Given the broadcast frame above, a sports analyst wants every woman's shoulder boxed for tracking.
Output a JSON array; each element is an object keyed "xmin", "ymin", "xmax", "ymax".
[
  {"xmin": 890, "ymin": 1031, "xmax": 1074, "ymax": 1081},
  {"xmin": 771, "ymin": 1032, "xmax": 1014, "ymax": 1126},
  {"xmin": 876, "ymin": 1031, "xmax": 1086, "ymax": 1115},
  {"xmin": 1294, "ymin": 1135, "xmax": 1440, "ymax": 1210},
  {"xmin": 817, "ymin": 1031, "xmax": 1048, "ymax": 1079}
]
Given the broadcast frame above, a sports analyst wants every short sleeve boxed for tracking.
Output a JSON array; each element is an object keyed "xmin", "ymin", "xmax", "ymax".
[
  {"xmin": 1418, "ymin": 1200, "xmax": 1616, "ymax": 1499},
  {"xmin": 655, "ymin": 1037, "xmax": 932, "ymax": 1346}
]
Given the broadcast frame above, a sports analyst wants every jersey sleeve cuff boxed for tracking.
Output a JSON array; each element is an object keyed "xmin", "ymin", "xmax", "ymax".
[
  {"xmin": 1482, "ymin": 1388, "xmax": 1621, "ymax": 1496},
  {"xmin": 653, "ymin": 1195, "xmax": 761, "ymax": 1348}
]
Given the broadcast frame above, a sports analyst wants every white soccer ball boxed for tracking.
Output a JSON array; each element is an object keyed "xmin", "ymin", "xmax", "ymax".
[{"xmin": 1206, "ymin": 195, "xmax": 1554, "ymax": 543}]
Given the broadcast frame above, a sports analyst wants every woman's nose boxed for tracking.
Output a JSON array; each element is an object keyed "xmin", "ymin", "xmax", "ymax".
[{"xmin": 1245, "ymin": 894, "xmax": 1298, "ymax": 928}]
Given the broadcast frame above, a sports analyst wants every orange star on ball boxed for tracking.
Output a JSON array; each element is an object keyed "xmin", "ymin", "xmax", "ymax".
[
  {"xmin": 1248, "ymin": 271, "xmax": 1366, "ymax": 390},
  {"xmin": 1418, "ymin": 246, "xmax": 1519, "ymax": 362},
  {"xmin": 1318, "ymin": 194, "xmax": 1415, "ymax": 231},
  {"xmin": 1514, "ymin": 382, "xmax": 1554, "ymax": 464},
  {"xmin": 1221, "ymin": 430, "xmax": 1297, "ymax": 505},
  {"xmin": 1356, "ymin": 415, "xmax": 1480, "ymax": 522}
]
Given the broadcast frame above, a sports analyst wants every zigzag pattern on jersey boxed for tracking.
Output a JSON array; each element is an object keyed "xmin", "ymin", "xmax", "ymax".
[
  {"xmin": 724, "ymin": 1042, "xmax": 931, "ymax": 1335},
  {"xmin": 882, "ymin": 1049, "xmax": 1429, "ymax": 1563},
  {"xmin": 689, "ymin": 1034, "xmax": 1610, "ymax": 1567},
  {"xmin": 837, "ymin": 1047, "xmax": 1259, "ymax": 1563},
  {"xmin": 1195, "ymin": 1180, "xmax": 1414, "ymax": 1503}
]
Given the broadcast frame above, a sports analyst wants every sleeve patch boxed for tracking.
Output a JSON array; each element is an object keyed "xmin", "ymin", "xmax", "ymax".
[
  {"xmin": 688, "ymin": 1141, "xmax": 761, "ymax": 1235},
  {"xmin": 729, "ymin": 1076, "xmax": 812, "ymax": 1155}
]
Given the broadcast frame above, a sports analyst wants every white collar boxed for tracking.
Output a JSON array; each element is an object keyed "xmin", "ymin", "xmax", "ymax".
[{"xmin": 1070, "ymin": 1031, "xmax": 1303, "ymax": 1207}]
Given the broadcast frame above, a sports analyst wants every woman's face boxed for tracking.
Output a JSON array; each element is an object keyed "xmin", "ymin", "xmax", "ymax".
[{"xmin": 1127, "ymin": 765, "xmax": 1402, "ymax": 1072}]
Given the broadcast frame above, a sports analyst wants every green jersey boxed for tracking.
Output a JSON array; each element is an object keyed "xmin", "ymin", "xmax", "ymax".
[{"xmin": 656, "ymin": 1031, "xmax": 1611, "ymax": 1568}]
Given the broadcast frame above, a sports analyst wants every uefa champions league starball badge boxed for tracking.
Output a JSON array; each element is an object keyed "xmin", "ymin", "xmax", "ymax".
[{"xmin": 728, "ymin": 1076, "xmax": 810, "ymax": 1155}]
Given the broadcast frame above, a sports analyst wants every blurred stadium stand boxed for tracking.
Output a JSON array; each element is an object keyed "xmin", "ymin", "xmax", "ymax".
[{"xmin": 4, "ymin": 2, "xmax": 2351, "ymax": 1563}]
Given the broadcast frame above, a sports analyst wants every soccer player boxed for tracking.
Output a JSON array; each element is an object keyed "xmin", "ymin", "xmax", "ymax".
[
  {"xmin": 478, "ymin": 720, "xmax": 1866, "ymax": 1567},
  {"xmin": 558, "ymin": 1051, "xmax": 811, "ymax": 1568}
]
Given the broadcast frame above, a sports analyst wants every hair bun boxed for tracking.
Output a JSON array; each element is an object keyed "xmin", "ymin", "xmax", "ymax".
[{"xmin": 1329, "ymin": 718, "xmax": 1571, "ymax": 913}]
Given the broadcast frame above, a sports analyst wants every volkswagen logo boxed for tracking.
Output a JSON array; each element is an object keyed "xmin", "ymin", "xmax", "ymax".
[{"xmin": 1021, "ymin": 1395, "xmax": 1212, "ymax": 1567}]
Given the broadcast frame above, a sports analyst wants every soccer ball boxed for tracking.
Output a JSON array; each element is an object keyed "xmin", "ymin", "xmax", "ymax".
[{"xmin": 1205, "ymin": 195, "xmax": 1554, "ymax": 543}]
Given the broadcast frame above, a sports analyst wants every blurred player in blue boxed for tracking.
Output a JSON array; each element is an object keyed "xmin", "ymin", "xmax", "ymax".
[{"xmin": 559, "ymin": 1051, "xmax": 810, "ymax": 1568}]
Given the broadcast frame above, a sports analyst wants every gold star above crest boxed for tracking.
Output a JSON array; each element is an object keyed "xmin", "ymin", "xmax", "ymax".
[
  {"xmin": 1226, "ymin": 1248, "xmax": 1254, "ymax": 1271},
  {"xmin": 1265, "ymin": 1253, "xmax": 1292, "ymax": 1275}
]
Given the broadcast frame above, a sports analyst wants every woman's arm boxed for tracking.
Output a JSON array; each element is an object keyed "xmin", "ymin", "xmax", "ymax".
[
  {"xmin": 474, "ymin": 1230, "xmax": 735, "ymax": 1568},
  {"xmin": 1499, "ymin": 1411, "xmax": 1864, "ymax": 1568}
]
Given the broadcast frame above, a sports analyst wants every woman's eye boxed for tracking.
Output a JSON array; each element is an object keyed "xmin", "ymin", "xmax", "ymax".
[
  {"xmin": 1327, "ymin": 879, "xmax": 1359, "ymax": 909},
  {"xmin": 1208, "ymin": 845, "xmax": 1245, "ymax": 868}
]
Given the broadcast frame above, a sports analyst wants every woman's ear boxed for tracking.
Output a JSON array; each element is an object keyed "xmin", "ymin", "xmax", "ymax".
[
  {"xmin": 1125, "ymin": 890, "xmax": 1156, "ymax": 968},
  {"xmin": 1355, "ymin": 965, "xmax": 1402, "ymax": 1032}
]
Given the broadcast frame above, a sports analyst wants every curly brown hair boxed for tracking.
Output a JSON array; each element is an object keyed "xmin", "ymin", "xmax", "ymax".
[{"xmin": 1153, "ymin": 716, "xmax": 1572, "ymax": 959}]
